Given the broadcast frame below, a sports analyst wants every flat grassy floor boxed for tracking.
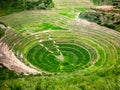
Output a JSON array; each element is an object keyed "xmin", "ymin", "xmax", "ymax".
[{"xmin": 0, "ymin": 0, "xmax": 120, "ymax": 90}]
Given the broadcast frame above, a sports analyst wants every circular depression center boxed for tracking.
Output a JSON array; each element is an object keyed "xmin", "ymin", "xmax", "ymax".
[
  {"xmin": 27, "ymin": 42, "xmax": 94, "ymax": 72},
  {"xmin": 7, "ymin": 29, "xmax": 118, "ymax": 73},
  {"xmin": 25, "ymin": 31, "xmax": 99, "ymax": 72}
]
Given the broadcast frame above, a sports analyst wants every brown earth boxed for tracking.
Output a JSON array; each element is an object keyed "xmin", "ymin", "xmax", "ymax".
[
  {"xmin": 0, "ymin": 42, "xmax": 41, "ymax": 75},
  {"xmin": 0, "ymin": 24, "xmax": 41, "ymax": 75},
  {"xmin": 91, "ymin": 5, "xmax": 114, "ymax": 11}
]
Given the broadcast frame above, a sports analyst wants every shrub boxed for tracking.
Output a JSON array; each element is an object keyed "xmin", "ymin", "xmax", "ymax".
[
  {"xmin": 90, "ymin": 0, "xmax": 113, "ymax": 5},
  {"xmin": 0, "ymin": 0, "xmax": 54, "ymax": 16},
  {"xmin": 0, "ymin": 22, "xmax": 7, "ymax": 38},
  {"xmin": 0, "ymin": 65, "xmax": 18, "ymax": 80}
]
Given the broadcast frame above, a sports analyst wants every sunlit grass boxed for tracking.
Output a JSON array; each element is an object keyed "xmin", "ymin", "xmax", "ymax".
[{"xmin": 0, "ymin": 0, "xmax": 120, "ymax": 90}]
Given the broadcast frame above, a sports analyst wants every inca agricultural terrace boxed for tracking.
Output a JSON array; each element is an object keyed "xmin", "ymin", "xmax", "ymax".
[
  {"xmin": 1, "ymin": 25, "xmax": 120, "ymax": 73},
  {"xmin": 0, "ymin": 0, "xmax": 120, "ymax": 89}
]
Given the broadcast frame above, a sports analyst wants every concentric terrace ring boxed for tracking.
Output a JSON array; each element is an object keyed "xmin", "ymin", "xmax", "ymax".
[{"xmin": 2, "ymin": 29, "xmax": 120, "ymax": 73}]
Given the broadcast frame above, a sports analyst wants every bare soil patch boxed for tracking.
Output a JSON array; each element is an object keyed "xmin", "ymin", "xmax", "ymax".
[{"xmin": 0, "ymin": 42, "xmax": 41, "ymax": 75}]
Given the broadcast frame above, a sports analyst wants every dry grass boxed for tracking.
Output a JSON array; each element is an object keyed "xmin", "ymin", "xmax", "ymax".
[{"xmin": 53, "ymin": 0, "xmax": 94, "ymax": 9}]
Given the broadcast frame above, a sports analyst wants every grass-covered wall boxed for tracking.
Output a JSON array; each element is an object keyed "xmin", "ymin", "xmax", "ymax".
[{"xmin": 0, "ymin": 0, "xmax": 54, "ymax": 16}]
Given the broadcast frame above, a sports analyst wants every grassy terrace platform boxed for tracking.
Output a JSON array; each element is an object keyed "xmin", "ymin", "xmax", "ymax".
[
  {"xmin": 0, "ymin": 0, "xmax": 120, "ymax": 90},
  {"xmin": 1, "ymin": 27, "xmax": 120, "ymax": 89}
]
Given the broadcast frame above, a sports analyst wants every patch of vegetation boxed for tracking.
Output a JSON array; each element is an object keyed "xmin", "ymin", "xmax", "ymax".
[
  {"xmin": 0, "ymin": 65, "xmax": 18, "ymax": 80},
  {"xmin": 79, "ymin": 10, "xmax": 120, "ymax": 32},
  {"xmin": 0, "ymin": 22, "xmax": 7, "ymax": 38},
  {"xmin": 0, "ymin": 67, "xmax": 119, "ymax": 90},
  {"xmin": 74, "ymin": 8, "xmax": 89, "ymax": 12},
  {"xmin": 59, "ymin": 12, "xmax": 75, "ymax": 18},
  {"xmin": 0, "ymin": 29, "xmax": 5, "ymax": 38},
  {"xmin": 39, "ymin": 23, "xmax": 67, "ymax": 30},
  {"xmin": 59, "ymin": 8, "xmax": 89, "ymax": 18},
  {"xmin": 79, "ymin": 11, "xmax": 100, "ymax": 22},
  {"xmin": 0, "ymin": 0, "xmax": 54, "ymax": 16},
  {"xmin": 90, "ymin": 0, "xmax": 113, "ymax": 5},
  {"xmin": 16, "ymin": 23, "xmax": 67, "ymax": 33},
  {"xmin": 0, "ymin": 10, "xmax": 69, "ymax": 33}
]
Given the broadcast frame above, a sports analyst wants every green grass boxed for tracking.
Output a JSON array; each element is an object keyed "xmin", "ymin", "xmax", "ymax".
[
  {"xmin": 0, "ymin": 10, "xmax": 69, "ymax": 33},
  {"xmin": 1, "ymin": 29, "xmax": 120, "ymax": 89},
  {"xmin": 59, "ymin": 12, "xmax": 75, "ymax": 18},
  {"xmin": 0, "ymin": 65, "xmax": 18, "ymax": 80},
  {"xmin": 16, "ymin": 23, "xmax": 67, "ymax": 33},
  {"xmin": 40, "ymin": 23, "xmax": 67, "ymax": 30},
  {"xmin": 74, "ymin": 8, "xmax": 89, "ymax": 12},
  {"xmin": 0, "ymin": 0, "xmax": 120, "ymax": 89},
  {"xmin": 0, "ymin": 0, "xmax": 93, "ymax": 33},
  {"xmin": 0, "ymin": 67, "xmax": 119, "ymax": 90}
]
